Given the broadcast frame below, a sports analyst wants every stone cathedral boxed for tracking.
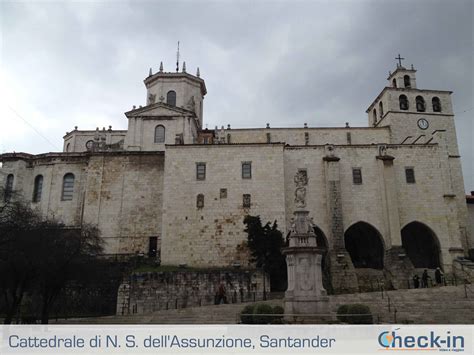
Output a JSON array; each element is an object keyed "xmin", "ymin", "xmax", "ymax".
[{"xmin": 1, "ymin": 59, "xmax": 471, "ymax": 293}]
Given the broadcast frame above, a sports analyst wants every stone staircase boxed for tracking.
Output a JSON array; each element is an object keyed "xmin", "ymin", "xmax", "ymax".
[
  {"xmin": 54, "ymin": 285, "xmax": 474, "ymax": 324},
  {"xmin": 53, "ymin": 300, "xmax": 279, "ymax": 324},
  {"xmin": 330, "ymin": 284, "xmax": 474, "ymax": 324}
]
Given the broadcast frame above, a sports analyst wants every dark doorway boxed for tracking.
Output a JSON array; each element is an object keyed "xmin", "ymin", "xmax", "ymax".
[
  {"xmin": 401, "ymin": 222, "xmax": 440, "ymax": 268},
  {"xmin": 148, "ymin": 237, "xmax": 158, "ymax": 258},
  {"xmin": 314, "ymin": 226, "xmax": 332, "ymax": 292},
  {"xmin": 344, "ymin": 222, "xmax": 384, "ymax": 269}
]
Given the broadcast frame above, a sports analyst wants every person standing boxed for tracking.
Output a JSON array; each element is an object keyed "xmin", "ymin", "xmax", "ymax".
[
  {"xmin": 216, "ymin": 281, "xmax": 227, "ymax": 304},
  {"xmin": 422, "ymin": 269, "xmax": 429, "ymax": 288},
  {"xmin": 435, "ymin": 267, "xmax": 444, "ymax": 286},
  {"xmin": 413, "ymin": 274, "xmax": 420, "ymax": 289}
]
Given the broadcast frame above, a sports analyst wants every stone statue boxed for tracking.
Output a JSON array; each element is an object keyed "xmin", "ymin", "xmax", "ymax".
[
  {"xmin": 289, "ymin": 217, "xmax": 296, "ymax": 233},
  {"xmin": 294, "ymin": 170, "xmax": 308, "ymax": 208},
  {"xmin": 148, "ymin": 94, "xmax": 156, "ymax": 105}
]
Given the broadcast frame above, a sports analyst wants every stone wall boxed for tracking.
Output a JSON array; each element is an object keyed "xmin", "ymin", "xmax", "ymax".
[
  {"xmin": 216, "ymin": 127, "xmax": 390, "ymax": 146},
  {"xmin": 0, "ymin": 152, "xmax": 165, "ymax": 256},
  {"xmin": 467, "ymin": 202, "xmax": 474, "ymax": 250},
  {"xmin": 0, "ymin": 153, "xmax": 88, "ymax": 225},
  {"xmin": 161, "ymin": 144, "xmax": 287, "ymax": 267},
  {"xmin": 116, "ymin": 269, "xmax": 269, "ymax": 315},
  {"xmin": 82, "ymin": 153, "xmax": 165, "ymax": 254}
]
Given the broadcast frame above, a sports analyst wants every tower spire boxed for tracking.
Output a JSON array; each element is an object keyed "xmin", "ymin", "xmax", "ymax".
[
  {"xmin": 159, "ymin": 61, "xmax": 163, "ymax": 73},
  {"xmin": 182, "ymin": 61, "xmax": 186, "ymax": 73},
  {"xmin": 196, "ymin": 67, "xmax": 200, "ymax": 77},
  {"xmin": 149, "ymin": 68, "xmax": 152, "ymax": 77},
  {"xmin": 176, "ymin": 41, "xmax": 180, "ymax": 72}
]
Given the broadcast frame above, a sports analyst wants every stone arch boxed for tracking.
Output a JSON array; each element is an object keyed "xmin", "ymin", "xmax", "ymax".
[
  {"xmin": 404, "ymin": 75, "xmax": 411, "ymax": 88},
  {"xmin": 432, "ymin": 97, "xmax": 442, "ymax": 112},
  {"xmin": 313, "ymin": 226, "xmax": 332, "ymax": 292},
  {"xmin": 344, "ymin": 222, "xmax": 385, "ymax": 269},
  {"xmin": 399, "ymin": 94, "xmax": 409, "ymax": 110},
  {"xmin": 416, "ymin": 96, "xmax": 426, "ymax": 112},
  {"xmin": 401, "ymin": 221, "xmax": 441, "ymax": 268}
]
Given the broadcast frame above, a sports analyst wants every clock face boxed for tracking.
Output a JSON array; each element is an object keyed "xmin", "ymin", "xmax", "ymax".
[{"xmin": 417, "ymin": 118, "xmax": 429, "ymax": 130}]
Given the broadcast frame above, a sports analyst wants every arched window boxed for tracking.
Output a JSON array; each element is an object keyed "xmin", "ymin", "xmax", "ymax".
[
  {"xmin": 373, "ymin": 109, "xmax": 377, "ymax": 124},
  {"xmin": 392, "ymin": 78, "xmax": 397, "ymax": 88},
  {"xmin": 432, "ymin": 97, "xmax": 442, "ymax": 112},
  {"xmin": 416, "ymin": 96, "xmax": 426, "ymax": 112},
  {"xmin": 4, "ymin": 174, "xmax": 14, "ymax": 202},
  {"xmin": 379, "ymin": 101, "xmax": 384, "ymax": 117},
  {"xmin": 33, "ymin": 175, "xmax": 43, "ymax": 202},
  {"xmin": 399, "ymin": 95, "xmax": 409, "ymax": 110},
  {"xmin": 404, "ymin": 75, "xmax": 411, "ymax": 88},
  {"xmin": 66, "ymin": 143, "xmax": 71, "ymax": 152},
  {"xmin": 61, "ymin": 173, "xmax": 75, "ymax": 201},
  {"xmin": 166, "ymin": 90, "xmax": 176, "ymax": 106},
  {"xmin": 196, "ymin": 194, "xmax": 204, "ymax": 208},
  {"xmin": 154, "ymin": 125, "xmax": 165, "ymax": 143}
]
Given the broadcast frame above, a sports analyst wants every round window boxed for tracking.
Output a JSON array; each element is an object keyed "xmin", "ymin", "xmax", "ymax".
[{"xmin": 85, "ymin": 140, "xmax": 94, "ymax": 150}]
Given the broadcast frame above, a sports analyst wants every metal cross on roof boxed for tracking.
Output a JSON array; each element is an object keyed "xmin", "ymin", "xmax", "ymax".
[{"xmin": 395, "ymin": 54, "xmax": 405, "ymax": 67}]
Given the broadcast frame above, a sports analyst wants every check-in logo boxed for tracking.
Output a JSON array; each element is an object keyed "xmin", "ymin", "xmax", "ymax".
[{"xmin": 378, "ymin": 328, "xmax": 465, "ymax": 352}]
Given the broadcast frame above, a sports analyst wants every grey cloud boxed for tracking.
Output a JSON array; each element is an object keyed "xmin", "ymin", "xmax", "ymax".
[{"xmin": 1, "ymin": 0, "xmax": 472, "ymax": 189}]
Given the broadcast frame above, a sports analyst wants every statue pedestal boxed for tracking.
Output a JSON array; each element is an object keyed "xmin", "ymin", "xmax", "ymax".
[{"xmin": 283, "ymin": 210, "xmax": 330, "ymax": 322}]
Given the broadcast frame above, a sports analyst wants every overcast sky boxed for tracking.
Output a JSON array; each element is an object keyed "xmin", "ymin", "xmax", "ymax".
[{"xmin": 0, "ymin": 0, "xmax": 472, "ymax": 191}]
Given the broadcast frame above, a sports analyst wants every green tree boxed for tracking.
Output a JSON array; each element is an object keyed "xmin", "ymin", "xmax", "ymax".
[{"xmin": 243, "ymin": 215, "xmax": 287, "ymax": 297}]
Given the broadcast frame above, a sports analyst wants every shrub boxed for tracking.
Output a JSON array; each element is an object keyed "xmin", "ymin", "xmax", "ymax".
[
  {"xmin": 271, "ymin": 305, "xmax": 284, "ymax": 324},
  {"xmin": 336, "ymin": 304, "xmax": 349, "ymax": 323},
  {"xmin": 253, "ymin": 304, "xmax": 274, "ymax": 324},
  {"xmin": 240, "ymin": 304, "xmax": 255, "ymax": 324},
  {"xmin": 337, "ymin": 304, "xmax": 372, "ymax": 324}
]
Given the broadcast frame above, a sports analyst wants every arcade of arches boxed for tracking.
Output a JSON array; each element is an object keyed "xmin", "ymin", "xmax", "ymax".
[{"xmin": 342, "ymin": 221, "xmax": 441, "ymax": 270}]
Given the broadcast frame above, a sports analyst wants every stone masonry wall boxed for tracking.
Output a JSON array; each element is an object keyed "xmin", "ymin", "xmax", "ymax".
[
  {"xmin": 116, "ymin": 269, "xmax": 269, "ymax": 315},
  {"xmin": 217, "ymin": 127, "xmax": 390, "ymax": 146},
  {"xmin": 161, "ymin": 144, "xmax": 287, "ymax": 267},
  {"xmin": 82, "ymin": 153, "xmax": 164, "ymax": 254}
]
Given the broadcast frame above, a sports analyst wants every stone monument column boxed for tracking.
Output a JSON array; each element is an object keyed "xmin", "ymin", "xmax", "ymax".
[{"xmin": 283, "ymin": 170, "xmax": 329, "ymax": 322}]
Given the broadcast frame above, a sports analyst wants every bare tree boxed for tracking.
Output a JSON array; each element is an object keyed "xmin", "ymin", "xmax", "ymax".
[{"xmin": 0, "ymin": 193, "xmax": 103, "ymax": 324}]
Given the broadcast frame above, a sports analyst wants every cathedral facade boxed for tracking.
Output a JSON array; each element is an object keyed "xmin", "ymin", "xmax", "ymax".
[{"xmin": 1, "ymin": 61, "xmax": 471, "ymax": 292}]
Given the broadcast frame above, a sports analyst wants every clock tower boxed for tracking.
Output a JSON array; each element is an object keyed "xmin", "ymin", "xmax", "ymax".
[
  {"xmin": 366, "ymin": 57, "xmax": 469, "ymax": 254},
  {"xmin": 366, "ymin": 59, "xmax": 457, "ymax": 156}
]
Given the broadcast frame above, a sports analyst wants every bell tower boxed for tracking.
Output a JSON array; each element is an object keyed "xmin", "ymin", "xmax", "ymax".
[
  {"xmin": 366, "ymin": 55, "xmax": 470, "ymax": 256},
  {"xmin": 366, "ymin": 57, "xmax": 456, "ymax": 155}
]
